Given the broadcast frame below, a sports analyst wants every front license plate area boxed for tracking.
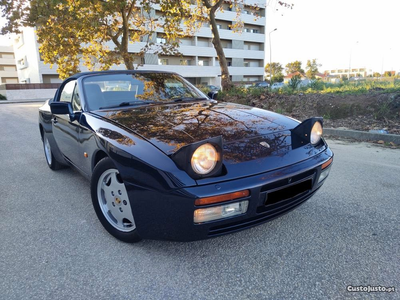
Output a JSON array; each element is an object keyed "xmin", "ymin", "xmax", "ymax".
[{"xmin": 264, "ymin": 179, "xmax": 313, "ymax": 206}]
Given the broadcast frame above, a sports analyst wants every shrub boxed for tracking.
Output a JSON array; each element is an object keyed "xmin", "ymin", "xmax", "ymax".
[{"xmin": 288, "ymin": 75, "xmax": 301, "ymax": 91}]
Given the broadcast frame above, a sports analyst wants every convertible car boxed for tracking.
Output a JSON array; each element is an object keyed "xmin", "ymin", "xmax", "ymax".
[{"xmin": 39, "ymin": 70, "xmax": 333, "ymax": 242}]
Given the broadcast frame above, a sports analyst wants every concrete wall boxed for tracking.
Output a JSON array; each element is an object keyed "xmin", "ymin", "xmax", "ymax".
[
  {"xmin": 0, "ymin": 83, "xmax": 60, "ymax": 100},
  {"xmin": 0, "ymin": 88, "xmax": 57, "ymax": 100}
]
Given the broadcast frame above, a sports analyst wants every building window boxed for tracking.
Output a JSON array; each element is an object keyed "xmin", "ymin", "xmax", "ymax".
[
  {"xmin": 157, "ymin": 37, "xmax": 166, "ymax": 44},
  {"xmin": 158, "ymin": 59, "xmax": 168, "ymax": 65},
  {"xmin": 1, "ymin": 77, "xmax": 19, "ymax": 83},
  {"xmin": 180, "ymin": 59, "xmax": 191, "ymax": 66},
  {"xmin": 198, "ymin": 60, "xmax": 209, "ymax": 66},
  {"xmin": 0, "ymin": 65, "xmax": 17, "ymax": 71},
  {"xmin": 0, "ymin": 52, "xmax": 15, "ymax": 59},
  {"xmin": 197, "ymin": 38, "xmax": 210, "ymax": 47},
  {"xmin": 244, "ymin": 62, "xmax": 249, "ymax": 67}
]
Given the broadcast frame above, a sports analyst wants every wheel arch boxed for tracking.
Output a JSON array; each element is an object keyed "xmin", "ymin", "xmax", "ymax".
[
  {"xmin": 92, "ymin": 150, "xmax": 108, "ymax": 171},
  {"xmin": 39, "ymin": 124, "xmax": 44, "ymax": 140}
]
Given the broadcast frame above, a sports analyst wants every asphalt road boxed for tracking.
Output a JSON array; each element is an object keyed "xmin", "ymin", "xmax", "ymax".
[{"xmin": 0, "ymin": 103, "xmax": 399, "ymax": 300}]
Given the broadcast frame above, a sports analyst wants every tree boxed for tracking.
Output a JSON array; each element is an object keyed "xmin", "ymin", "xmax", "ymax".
[
  {"xmin": 265, "ymin": 62, "xmax": 284, "ymax": 83},
  {"xmin": 372, "ymin": 72, "xmax": 381, "ymax": 78},
  {"xmin": 1, "ymin": 0, "xmax": 290, "ymax": 89},
  {"xmin": 305, "ymin": 58, "xmax": 321, "ymax": 79},
  {"xmin": 384, "ymin": 71, "xmax": 393, "ymax": 77},
  {"xmin": 1, "ymin": 0, "xmax": 198, "ymax": 78},
  {"xmin": 195, "ymin": 0, "xmax": 292, "ymax": 90},
  {"xmin": 198, "ymin": 0, "xmax": 235, "ymax": 91},
  {"xmin": 285, "ymin": 61, "xmax": 304, "ymax": 74}
]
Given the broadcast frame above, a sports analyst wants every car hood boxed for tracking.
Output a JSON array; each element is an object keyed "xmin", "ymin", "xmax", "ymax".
[{"xmin": 93, "ymin": 100, "xmax": 299, "ymax": 155}]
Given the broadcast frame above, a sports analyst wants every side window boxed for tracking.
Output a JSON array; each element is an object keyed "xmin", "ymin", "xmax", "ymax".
[
  {"xmin": 59, "ymin": 80, "xmax": 76, "ymax": 103},
  {"xmin": 71, "ymin": 85, "xmax": 82, "ymax": 111}
]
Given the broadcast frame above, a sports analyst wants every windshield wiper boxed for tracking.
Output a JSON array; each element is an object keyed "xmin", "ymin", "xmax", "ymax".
[
  {"xmin": 99, "ymin": 101, "xmax": 154, "ymax": 110},
  {"xmin": 172, "ymin": 97, "xmax": 207, "ymax": 103}
]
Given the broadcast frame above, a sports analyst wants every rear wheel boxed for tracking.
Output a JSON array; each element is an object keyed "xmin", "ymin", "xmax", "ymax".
[
  {"xmin": 91, "ymin": 157, "xmax": 141, "ymax": 243},
  {"xmin": 42, "ymin": 134, "xmax": 63, "ymax": 170}
]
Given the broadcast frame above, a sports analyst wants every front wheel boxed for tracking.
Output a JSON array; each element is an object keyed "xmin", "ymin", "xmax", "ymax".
[
  {"xmin": 42, "ymin": 134, "xmax": 63, "ymax": 170},
  {"xmin": 91, "ymin": 157, "xmax": 141, "ymax": 243}
]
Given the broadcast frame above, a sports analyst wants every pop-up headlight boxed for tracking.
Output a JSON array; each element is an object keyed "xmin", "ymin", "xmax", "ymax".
[
  {"xmin": 291, "ymin": 117, "xmax": 324, "ymax": 147},
  {"xmin": 171, "ymin": 136, "xmax": 223, "ymax": 179}
]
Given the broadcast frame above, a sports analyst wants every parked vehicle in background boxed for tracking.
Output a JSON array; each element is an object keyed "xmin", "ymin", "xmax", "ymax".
[
  {"xmin": 253, "ymin": 82, "xmax": 270, "ymax": 88},
  {"xmin": 246, "ymin": 82, "xmax": 269, "ymax": 89},
  {"xmin": 271, "ymin": 82, "xmax": 285, "ymax": 89},
  {"xmin": 206, "ymin": 85, "xmax": 220, "ymax": 91}
]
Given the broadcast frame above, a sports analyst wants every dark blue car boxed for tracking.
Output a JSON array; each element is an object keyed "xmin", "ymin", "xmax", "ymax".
[{"xmin": 39, "ymin": 71, "xmax": 333, "ymax": 242}]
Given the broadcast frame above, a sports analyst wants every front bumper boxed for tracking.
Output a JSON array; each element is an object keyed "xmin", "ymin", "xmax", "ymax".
[{"xmin": 126, "ymin": 147, "xmax": 333, "ymax": 241}]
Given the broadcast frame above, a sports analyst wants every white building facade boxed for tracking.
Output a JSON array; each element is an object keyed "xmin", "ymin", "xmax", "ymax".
[
  {"xmin": 13, "ymin": 2, "xmax": 266, "ymax": 85},
  {"xmin": 0, "ymin": 45, "xmax": 18, "ymax": 83}
]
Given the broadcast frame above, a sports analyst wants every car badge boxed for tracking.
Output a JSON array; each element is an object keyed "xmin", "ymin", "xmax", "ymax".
[{"xmin": 260, "ymin": 141, "xmax": 270, "ymax": 148}]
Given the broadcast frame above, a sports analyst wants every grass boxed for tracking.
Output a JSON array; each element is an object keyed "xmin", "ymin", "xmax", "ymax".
[
  {"xmin": 277, "ymin": 79, "xmax": 400, "ymax": 95},
  {"xmin": 217, "ymin": 80, "xmax": 400, "ymax": 103}
]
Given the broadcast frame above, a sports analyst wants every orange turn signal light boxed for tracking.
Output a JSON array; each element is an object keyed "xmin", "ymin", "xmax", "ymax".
[
  {"xmin": 322, "ymin": 158, "xmax": 333, "ymax": 170},
  {"xmin": 195, "ymin": 190, "xmax": 250, "ymax": 206}
]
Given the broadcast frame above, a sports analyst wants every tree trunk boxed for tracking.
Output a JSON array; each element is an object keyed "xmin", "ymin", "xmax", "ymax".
[
  {"xmin": 121, "ymin": 8, "xmax": 134, "ymax": 70},
  {"xmin": 208, "ymin": 4, "xmax": 233, "ymax": 91}
]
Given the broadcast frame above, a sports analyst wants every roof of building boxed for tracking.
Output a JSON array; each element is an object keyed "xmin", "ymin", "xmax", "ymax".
[{"xmin": 284, "ymin": 71, "xmax": 306, "ymax": 79}]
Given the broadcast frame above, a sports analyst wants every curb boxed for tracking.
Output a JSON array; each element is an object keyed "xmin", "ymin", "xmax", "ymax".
[{"xmin": 324, "ymin": 128, "xmax": 400, "ymax": 145}]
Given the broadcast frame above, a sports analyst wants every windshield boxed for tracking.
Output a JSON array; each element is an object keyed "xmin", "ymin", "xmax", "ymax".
[{"xmin": 82, "ymin": 73, "xmax": 207, "ymax": 111}]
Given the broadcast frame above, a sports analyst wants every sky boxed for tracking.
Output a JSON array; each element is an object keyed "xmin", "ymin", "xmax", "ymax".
[
  {"xmin": 1, "ymin": 0, "xmax": 399, "ymax": 74},
  {"xmin": 266, "ymin": 0, "xmax": 400, "ymax": 73}
]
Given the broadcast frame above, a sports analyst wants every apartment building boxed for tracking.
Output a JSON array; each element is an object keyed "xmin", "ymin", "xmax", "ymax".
[
  {"xmin": 326, "ymin": 67, "xmax": 373, "ymax": 79},
  {"xmin": 13, "ymin": 1, "xmax": 266, "ymax": 86},
  {"xmin": 0, "ymin": 45, "xmax": 18, "ymax": 83}
]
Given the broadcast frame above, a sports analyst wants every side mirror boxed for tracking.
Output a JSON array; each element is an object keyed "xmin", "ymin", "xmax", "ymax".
[
  {"xmin": 208, "ymin": 91, "xmax": 218, "ymax": 100},
  {"xmin": 50, "ymin": 102, "xmax": 77, "ymax": 121}
]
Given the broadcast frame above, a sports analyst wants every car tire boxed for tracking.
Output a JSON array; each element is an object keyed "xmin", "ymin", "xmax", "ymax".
[
  {"xmin": 42, "ymin": 134, "xmax": 63, "ymax": 170},
  {"xmin": 91, "ymin": 157, "xmax": 141, "ymax": 243}
]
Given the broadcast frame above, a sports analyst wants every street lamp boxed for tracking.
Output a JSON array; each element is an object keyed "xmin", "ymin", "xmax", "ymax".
[
  {"xmin": 348, "ymin": 41, "xmax": 358, "ymax": 81},
  {"xmin": 269, "ymin": 28, "xmax": 277, "ymax": 86}
]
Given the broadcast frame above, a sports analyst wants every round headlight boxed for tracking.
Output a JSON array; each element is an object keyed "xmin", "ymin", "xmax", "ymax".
[
  {"xmin": 310, "ymin": 121, "xmax": 323, "ymax": 145},
  {"xmin": 191, "ymin": 143, "xmax": 218, "ymax": 175}
]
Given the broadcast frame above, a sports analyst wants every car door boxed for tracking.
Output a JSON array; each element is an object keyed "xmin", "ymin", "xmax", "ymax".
[{"xmin": 52, "ymin": 80, "xmax": 83, "ymax": 168}]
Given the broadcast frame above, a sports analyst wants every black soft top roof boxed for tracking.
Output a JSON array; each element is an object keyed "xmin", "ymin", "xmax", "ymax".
[{"xmin": 69, "ymin": 70, "xmax": 178, "ymax": 80}]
